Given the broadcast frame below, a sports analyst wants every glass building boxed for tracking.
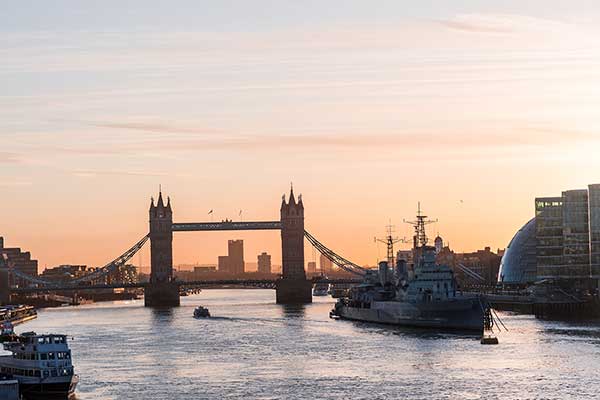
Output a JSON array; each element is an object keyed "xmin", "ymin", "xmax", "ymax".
[
  {"xmin": 498, "ymin": 218, "xmax": 537, "ymax": 284},
  {"xmin": 499, "ymin": 184, "xmax": 600, "ymax": 285},
  {"xmin": 588, "ymin": 184, "xmax": 600, "ymax": 277}
]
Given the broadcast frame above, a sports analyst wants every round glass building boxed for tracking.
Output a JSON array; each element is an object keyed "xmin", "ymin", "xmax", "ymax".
[{"xmin": 498, "ymin": 218, "xmax": 537, "ymax": 285}]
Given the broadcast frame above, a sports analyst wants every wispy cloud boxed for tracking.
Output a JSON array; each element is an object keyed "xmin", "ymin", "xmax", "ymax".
[
  {"xmin": 72, "ymin": 169, "xmax": 191, "ymax": 178},
  {"xmin": 0, "ymin": 181, "xmax": 32, "ymax": 187},
  {"xmin": 89, "ymin": 121, "xmax": 223, "ymax": 136},
  {"xmin": 29, "ymin": 125, "xmax": 600, "ymax": 156},
  {"xmin": 0, "ymin": 152, "xmax": 21, "ymax": 163},
  {"xmin": 435, "ymin": 14, "xmax": 574, "ymax": 34}
]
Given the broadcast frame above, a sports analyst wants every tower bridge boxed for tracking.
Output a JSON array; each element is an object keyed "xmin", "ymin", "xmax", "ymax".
[{"xmin": 0, "ymin": 186, "xmax": 366, "ymax": 306}]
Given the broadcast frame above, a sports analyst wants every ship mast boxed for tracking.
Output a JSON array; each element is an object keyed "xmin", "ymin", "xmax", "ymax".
[
  {"xmin": 404, "ymin": 202, "xmax": 437, "ymax": 249},
  {"xmin": 375, "ymin": 221, "xmax": 405, "ymax": 267}
]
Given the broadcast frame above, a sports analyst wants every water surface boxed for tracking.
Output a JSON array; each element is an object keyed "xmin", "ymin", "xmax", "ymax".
[{"xmin": 15, "ymin": 289, "xmax": 600, "ymax": 399}]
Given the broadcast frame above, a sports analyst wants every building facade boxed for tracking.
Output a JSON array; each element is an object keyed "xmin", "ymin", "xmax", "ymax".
[
  {"xmin": 0, "ymin": 237, "xmax": 39, "ymax": 287},
  {"xmin": 306, "ymin": 261, "xmax": 317, "ymax": 274},
  {"xmin": 502, "ymin": 183, "xmax": 600, "ymax": 285},
  {"xmin": 588, "ymin": 184, "xmax": 600, "ymax": 277},
  {"xmin": 535, "ymin": 197, "xmax": 564, "ymax": 279},
  {"xmin": 228, "ymin": 240, "xmax": 245, "ymax": 275},
  {"xmin": 257, "ymin": 252, "xmax": 272, "ymax": 274},
  {"xmin": 319, "ymin": 253, "xmax": 333, "ymax": 274}
]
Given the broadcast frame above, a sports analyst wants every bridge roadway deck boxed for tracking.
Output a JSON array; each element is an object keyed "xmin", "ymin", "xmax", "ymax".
[
  {"xmin": 172, "ymin": 221, "xmax": 281, "ymax": 231},
  {"xmin": 10, "ymin": 278, "xmax": 361, "ymax": 294}
]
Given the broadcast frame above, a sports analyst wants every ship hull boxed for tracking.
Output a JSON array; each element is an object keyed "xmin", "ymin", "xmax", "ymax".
[
  {"xmin": 335, "ymin": 298, "xmax": 484, "ymax": 332},
  {"xmin": 15, "ymin": 375, "xmax": 78, "ymax": 400}
]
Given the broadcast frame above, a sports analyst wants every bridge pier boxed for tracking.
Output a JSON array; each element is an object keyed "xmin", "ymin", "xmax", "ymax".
[
  {"xmin": 144, "ymin": 282, "xmax": 180, "ymax": 307},
  {"xmin": 277, "ymin": 187, "xmax": 312, "ymax": 304},
  {"xmin": 276, "ymin": 278, "xmax": 312, "ymax": 304}
]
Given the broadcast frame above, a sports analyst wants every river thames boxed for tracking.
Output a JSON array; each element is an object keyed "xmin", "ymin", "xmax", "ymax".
[{"xmin": 13, "ymin": 290, "xmax": 600, "ymax": 399}]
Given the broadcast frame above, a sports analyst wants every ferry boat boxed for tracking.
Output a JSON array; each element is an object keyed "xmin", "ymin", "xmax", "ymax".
[
  {"xmin": 331, "ymin": 208, "xmax": 486, "ymax": 332},
  {"xmin": 0, "ymin": 332, "xmax": 78, "ymax": 399}
]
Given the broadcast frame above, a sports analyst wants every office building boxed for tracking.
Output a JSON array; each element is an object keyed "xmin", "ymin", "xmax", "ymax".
[
  {"xmin": 218, "ymin": 240, "xmax": 245, "ymax": 275},
  {"xmin": 257, "ymin": 252, "xmax": 272, "ymax": 274},
  {"xmin": 499, "ymin": 183, "xmax": 600, "ymax": 285},
  {"xmin": 320, "ymin": 254, "xmax": 333, "ymax": 274}
]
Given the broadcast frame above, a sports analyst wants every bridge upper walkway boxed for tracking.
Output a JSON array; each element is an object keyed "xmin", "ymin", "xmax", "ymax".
[{"xmin": 10, "ymin": 278, "xmax": 361, "ymax": 294}]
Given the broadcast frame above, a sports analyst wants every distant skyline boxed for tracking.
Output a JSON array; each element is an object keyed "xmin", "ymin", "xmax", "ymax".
[{"xmin": 2, "ymin": 1, "xmax": 600, "ymax": 269}]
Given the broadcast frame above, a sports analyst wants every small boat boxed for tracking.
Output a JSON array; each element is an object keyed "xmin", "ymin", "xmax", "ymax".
[
  {"xmin": 313, "ymin": 282, "xmax": 329, "ymax": 296},
  {"xmin": 193, "ymin": 306, "xmax": 210, "ymax": 318}
]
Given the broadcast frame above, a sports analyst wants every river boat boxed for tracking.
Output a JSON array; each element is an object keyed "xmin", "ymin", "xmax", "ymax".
[
  {"xmin": 0, "ymin": 332, "xmax": 78, "ymax": 399},
  {"xmin": 193, "ymin": 306, "xmax": 210, "ymax": 318}
]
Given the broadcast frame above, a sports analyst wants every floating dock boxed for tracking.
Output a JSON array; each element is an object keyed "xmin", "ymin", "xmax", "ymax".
[{"xmin": 0, "ymin": 305, "xmax": 37, "ymax": 326}]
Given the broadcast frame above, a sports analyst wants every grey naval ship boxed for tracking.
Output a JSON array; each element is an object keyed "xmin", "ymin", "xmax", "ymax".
[{"xmin": 331, "ymin": 206, "xmax": 486, "ymax": 332}]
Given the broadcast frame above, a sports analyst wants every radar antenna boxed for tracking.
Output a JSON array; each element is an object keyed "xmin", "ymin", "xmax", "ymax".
[
  {"xmin": 403, "ymin": 202, "xmax": 437, "ymax": 248},
  {"xmin": 374, "ymin": 220, "xmax": 407, "ymax": 267}
]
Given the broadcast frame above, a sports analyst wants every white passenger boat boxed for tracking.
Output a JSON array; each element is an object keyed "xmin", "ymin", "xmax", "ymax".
[{"xmin": 0, "ymin": 332, "xmax": 78, "ymax": 399}]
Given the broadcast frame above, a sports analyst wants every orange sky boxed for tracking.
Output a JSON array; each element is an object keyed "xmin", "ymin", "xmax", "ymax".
[{"xmin": 2, "ymin": 4, "xmax": 600, "ymax": 272}]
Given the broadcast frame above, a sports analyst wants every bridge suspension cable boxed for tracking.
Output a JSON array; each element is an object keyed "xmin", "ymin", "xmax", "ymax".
[
  {"xmin": 10, "ymin": 234, "xmax": 150, "ymax": 288},
  {"xmin": 303, "ymin": 230, "xmax": 367, "ymax": 276},
  {"xmin": 455, "ymin": 263, "xmax": 485, "ymax": 283}
]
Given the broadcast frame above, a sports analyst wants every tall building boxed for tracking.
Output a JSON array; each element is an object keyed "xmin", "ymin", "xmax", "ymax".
[
  {"xmin": 218, "ymin": 240, "xmax": 245, "ymax": 275},
  {"xmin": 535, "ymin": 197, "xmax": 564, "ymax": 279},
  {"xmin": 307, "ymin": 261, "xmax": 317, "ymax": 274},
  {"xmin": 257, "ymin": 252, "xmax": 272, "ymax": 274},
  {"xmin": 320, "ymin": 254, "xmax": 333, "ymax": 274},
  {"xmin": 561, "ymin": 190, "xmax": 590, "ymax": 277},
  {"xmin": 228, "ymin": 240, "xmax": 244, "ymax": 275}
]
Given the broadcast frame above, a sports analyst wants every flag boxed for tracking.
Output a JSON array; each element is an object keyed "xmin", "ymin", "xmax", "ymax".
[{"xmin": 208, "ymin": 209, "xmax": 213, "ymax": 214}]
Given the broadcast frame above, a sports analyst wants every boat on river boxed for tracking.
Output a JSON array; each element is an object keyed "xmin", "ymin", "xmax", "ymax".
[
  {"xmin": 0, "ymin": 332, "xmax": 78, "ymax": 399},
  {"xmin": 193, "ymin": 306, "xmax": 211, "ymax": 318}
]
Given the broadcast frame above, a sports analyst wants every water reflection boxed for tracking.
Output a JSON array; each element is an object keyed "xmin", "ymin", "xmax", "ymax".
[
  {"xmin": 279, "ymin": 304, "xmax": 306, "ymax": 319},
  {"xmin": 349, "ymin": 320, "xmax": 480, "ymax": 340},
  {"xmin": 150, "ymin": 307, "xmax": 175, "ymax": 324}
]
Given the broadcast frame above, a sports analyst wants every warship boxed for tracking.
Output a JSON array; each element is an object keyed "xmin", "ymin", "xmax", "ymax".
[{"xmin": 331, "ymin": 205, "xmax": 486, "ymax": 332}]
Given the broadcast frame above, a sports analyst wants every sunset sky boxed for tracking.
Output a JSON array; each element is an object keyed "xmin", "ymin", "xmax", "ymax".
[{"xmin": 2, "ymin": 1, "xmax": 600, "ymax": 272}]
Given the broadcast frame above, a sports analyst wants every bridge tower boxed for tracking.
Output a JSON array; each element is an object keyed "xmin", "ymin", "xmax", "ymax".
[
  {"xmin": 276, "ymin": 186, "xmax": 312, "ymax": 304},
  {"xmin": 145, "ymin": 191, "xmax": 180, "ymax": 307}
]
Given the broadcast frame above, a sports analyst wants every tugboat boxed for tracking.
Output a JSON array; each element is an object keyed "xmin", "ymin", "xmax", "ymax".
[
  {"xmin": 193, "ymin": 306, "xmax": 211, "ymax": 318},
  {"xmin": 0, "ymin": 332, "xmax": 79, "ymax": 399},
  {"xmin": 331, "ymin": 205, "xmax": 486, "ymax": 332}
]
